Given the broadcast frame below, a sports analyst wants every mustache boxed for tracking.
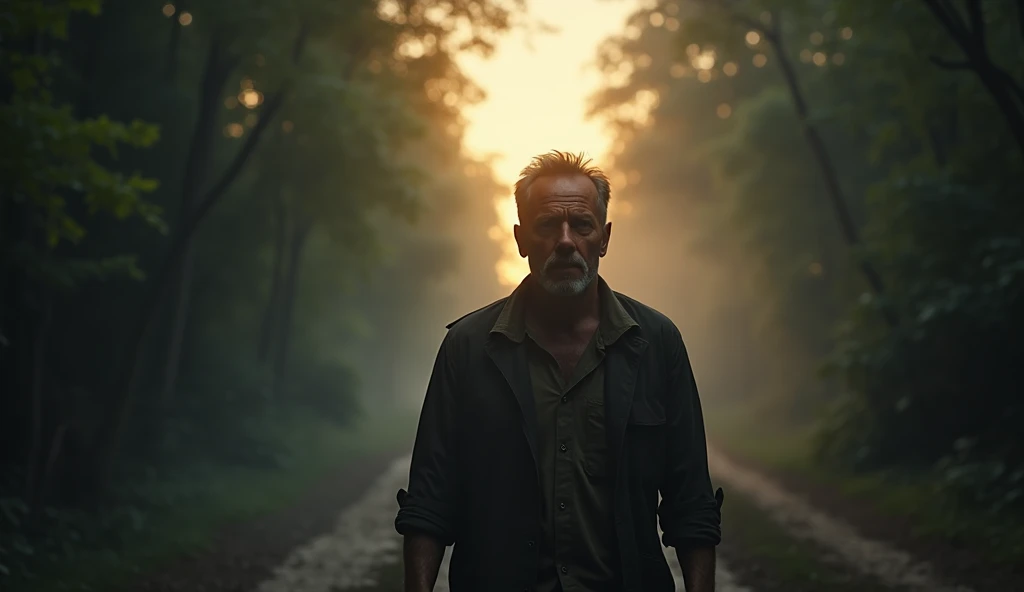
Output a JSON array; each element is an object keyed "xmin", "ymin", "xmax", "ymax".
[{"xmin": 543, "ymin": 251, "xmax": 588, "ymax": 273}]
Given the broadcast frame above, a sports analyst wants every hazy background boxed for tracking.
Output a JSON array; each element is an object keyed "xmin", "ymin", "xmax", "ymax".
[{"xmin": 3, "ymin": 0, "xmax": 1023, "ymax": 588}]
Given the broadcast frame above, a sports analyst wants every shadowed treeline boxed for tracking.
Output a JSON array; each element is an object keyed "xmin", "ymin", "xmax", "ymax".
[
  {"xmin": 0, "ymin": 0, "xmax": 514, "ymax": 586},
  {"xmin": 594, "ymin": 0, "xmax": 1024, "ymax": 533}
]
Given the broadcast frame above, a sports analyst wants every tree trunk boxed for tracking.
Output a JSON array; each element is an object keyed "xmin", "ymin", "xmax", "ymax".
[
  {"xmin": 764, "ymin": 18, "xmax": 898, "ymax": 328},
  {"xmin": 272, "ymin": 215, "xmax": 313, "ymax": 399},
  {"xmin": 158, "ymin": 245, "xmax": 196, "ymax": 406},
  {"xmin": 921, "ymin": 0, "xmax": 1024, "ymax": 155},
  {"xmin": 158, "ymin": 35, "xmax": 235, "ymax": 404},
  {"xmin": 25, "ymin": 290, "xmax": 52, "ymax": 509},
  {"xmin": 89, "ymin": 26, "xmax": 305, "ymax": 498},
  {"xmin": 258, "ymin": 189, "xmax": 290, "ymax": 364}
]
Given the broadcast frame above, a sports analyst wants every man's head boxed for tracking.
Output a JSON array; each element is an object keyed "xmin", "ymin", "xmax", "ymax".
[{"xmin": 512, "ymin": 151, "xmax": 612, "ymax": 296}]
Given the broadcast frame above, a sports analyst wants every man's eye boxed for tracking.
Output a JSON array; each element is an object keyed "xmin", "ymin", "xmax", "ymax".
[{"xmin": 573, "ymin": 220, "xmax": 594, "ymax": 230}]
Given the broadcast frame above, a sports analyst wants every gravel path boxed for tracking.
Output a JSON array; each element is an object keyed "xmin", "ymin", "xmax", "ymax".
[
  {"xmin": 707, "ymin": 447, "xmax": 974, "ymax": 592},
  {"xmin": 255, "ymin": 456, "xmax": 750, "ymax": 591}
]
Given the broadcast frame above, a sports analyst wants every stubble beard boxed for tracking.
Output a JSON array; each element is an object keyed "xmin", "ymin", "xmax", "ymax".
[{"xmin": 537, "ymin": 251, "xmax": 598, "ymax": 296}]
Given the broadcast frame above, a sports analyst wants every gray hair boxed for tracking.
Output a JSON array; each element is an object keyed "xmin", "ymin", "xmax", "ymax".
[{"xmin": 513, "ymin": 151, "xmax": 611, "ymax": 223}]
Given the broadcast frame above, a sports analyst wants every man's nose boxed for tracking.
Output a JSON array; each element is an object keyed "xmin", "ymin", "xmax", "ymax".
[{"xmin": 556, "ymin": 222, "xmax": 575, "ymax": 253}]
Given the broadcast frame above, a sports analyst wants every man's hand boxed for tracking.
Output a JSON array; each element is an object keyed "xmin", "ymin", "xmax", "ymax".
[
  {"xmin": 677, "ymin": 546, "xmax": 716, "ymax": 592},
  {"xmin": 403, "ymin": 532, "xmax": 446, "ymax": 592}
]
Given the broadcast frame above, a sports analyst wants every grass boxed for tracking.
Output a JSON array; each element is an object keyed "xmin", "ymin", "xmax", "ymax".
[
  {"xmin": 720, "ymin": 488, "xmax": 895, "ymax": 592},
  {"xmin": 705, "ymin": 403, "xmax": 1024, "ymax": 570},
  {"xmin": 4, "ymin": 408, "xmax": 417, "ymax": 592}
]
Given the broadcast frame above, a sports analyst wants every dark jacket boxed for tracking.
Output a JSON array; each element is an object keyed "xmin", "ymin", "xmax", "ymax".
[{"xmin": 395, "ymin": 289, "xmax": 722, "ymax": 592}]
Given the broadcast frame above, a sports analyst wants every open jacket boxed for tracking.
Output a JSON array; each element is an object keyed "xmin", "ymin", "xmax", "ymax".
[{"xmin": 395, "ymin": 287, "xmax": 722, "ymax": 592}]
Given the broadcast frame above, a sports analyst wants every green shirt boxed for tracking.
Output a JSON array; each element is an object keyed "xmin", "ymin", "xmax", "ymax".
[{"xmin": 492, "ymin": 277, "xmax": 638, "ymax": 592}]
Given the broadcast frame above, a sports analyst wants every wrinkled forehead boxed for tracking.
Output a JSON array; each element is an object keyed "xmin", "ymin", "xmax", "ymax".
[{"xmin": 523, "ymin": 174, "xmax": 601, "ymax": 216}]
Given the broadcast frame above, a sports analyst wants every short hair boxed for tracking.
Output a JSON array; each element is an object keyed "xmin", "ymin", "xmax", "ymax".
[{"xmin": 513, "ymin": 151, "xmax": 611, "ymax": 223}]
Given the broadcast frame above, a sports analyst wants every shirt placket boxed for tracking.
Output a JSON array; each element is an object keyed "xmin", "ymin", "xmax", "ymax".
[{"xmin": 552, "ymin": 375, "xmax": 575, "ymax": 586}]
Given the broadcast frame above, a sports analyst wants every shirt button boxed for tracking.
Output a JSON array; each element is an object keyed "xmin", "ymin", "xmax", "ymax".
[
  {"xmin": 560, "ymin": 396, "xmax": 568, "ymax": 404},
  {"xmin": 527, "ymin": 540, "xmax": 535, "ymax": 548},
  {"xmin": 559, "ymin": 443, "xmax": 568, "ymax": 452},
  {"xmin": 560, "ymin": 565, "xmax": 569, "ymax": 574},
  {"xmin": 559, "ymin": 502, "xmax": 566, "ymax": 510}
]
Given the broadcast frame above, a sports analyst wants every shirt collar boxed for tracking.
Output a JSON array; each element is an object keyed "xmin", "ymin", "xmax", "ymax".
[{"xmin": 491, "ymin": 275, "xmax": 638, "ymax": 347}]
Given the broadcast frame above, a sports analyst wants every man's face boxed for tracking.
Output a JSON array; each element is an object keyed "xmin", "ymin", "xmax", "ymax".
[{"xmin": 513, "ymin": 174, "xmax": 612, "ymax": 296}]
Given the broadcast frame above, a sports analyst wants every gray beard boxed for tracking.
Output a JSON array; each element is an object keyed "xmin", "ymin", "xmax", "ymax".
[{"xmin": 537, "ymin": 251, "xmax": 598, "ymax": 296}]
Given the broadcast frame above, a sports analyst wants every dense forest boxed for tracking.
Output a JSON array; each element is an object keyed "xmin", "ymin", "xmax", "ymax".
[
  {"xmin": 594, "ymin": 0, "xmax": 1024, "ymax": 509},
  {"xmin": 0, "ymin": 0, "xmax": 511, "ymax": 584}
]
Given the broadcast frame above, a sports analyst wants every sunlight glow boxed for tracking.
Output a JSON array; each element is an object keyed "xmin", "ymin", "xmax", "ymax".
[{"xmin": 455, "ymin": 1, "xmax": 638, "ymax": 286}]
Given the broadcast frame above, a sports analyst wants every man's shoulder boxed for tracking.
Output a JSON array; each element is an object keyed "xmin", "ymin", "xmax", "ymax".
[
  {"xmin": 612, "ymin": 290, "xmax": 681, "ymax": 340},
  {"xmin": 444, "ymin": 297, "xmax": 508, "ymax": 334}
]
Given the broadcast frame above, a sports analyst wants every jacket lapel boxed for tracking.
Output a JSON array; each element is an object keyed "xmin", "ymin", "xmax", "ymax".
[
  {"xmin": 605, "ymin": 332, "xmax": 649, "ymax": 470},
  {"xmin": 484, "ymin": 335, "xmax": 540, "ymax": 472}
]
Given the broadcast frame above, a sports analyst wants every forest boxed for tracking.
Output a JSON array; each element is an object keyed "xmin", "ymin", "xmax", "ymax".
[
  {"xmin": 2, "ymin": 0, "xmax": 1024, "ymax": 590},
  {"xmin": 0, "ymin": 0, "xmax": 511, "ymax": 585},
  {"xmin": 593, "ymin": 0, "xmax": 1024, "ymax": 499}
]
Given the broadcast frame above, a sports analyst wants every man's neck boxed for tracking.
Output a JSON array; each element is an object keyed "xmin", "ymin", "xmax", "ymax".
[{"xmin": 524, "ymin": 275, "xmax": 601, "ymax": 337}]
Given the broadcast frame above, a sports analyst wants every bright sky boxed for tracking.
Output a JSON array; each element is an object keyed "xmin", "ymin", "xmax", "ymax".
[{"xmin": 456, "ymin": 0, "xmax": 640, "ymax": 286}]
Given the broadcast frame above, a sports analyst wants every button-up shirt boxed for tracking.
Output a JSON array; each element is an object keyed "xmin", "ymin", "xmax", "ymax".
[{"xmin": 491, "ymin": 278, "xmax": 638, "ymax": 591}]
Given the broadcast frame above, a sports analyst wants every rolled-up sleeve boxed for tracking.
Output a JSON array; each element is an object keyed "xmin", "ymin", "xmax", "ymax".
[
  {"xmin": 658, "ymin": 324, "xmax": 722, "ymax": 548},
  {"xmin": 394, "ymin": 333, "xmax": 460, "ymax": 546}
]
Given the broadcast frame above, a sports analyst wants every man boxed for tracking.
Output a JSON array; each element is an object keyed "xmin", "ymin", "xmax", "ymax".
[{"xmin": 395, "ymin": 151, "xmax": 722, "ymax": 591}]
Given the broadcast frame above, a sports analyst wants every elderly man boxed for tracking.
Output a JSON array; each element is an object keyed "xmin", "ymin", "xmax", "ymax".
[{"xmin": 395, "ymin": 151, "xmax": 722, "ymax": 591}]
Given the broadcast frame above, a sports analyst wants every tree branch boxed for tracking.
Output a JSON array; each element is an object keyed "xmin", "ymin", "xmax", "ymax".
[
  {"xmin": 965, "ymin": 0, "xmax": 986, "ymax": 49},
  {"xmin": 929, "ymin": 55, "xmax": 972, "ymax": 69}
]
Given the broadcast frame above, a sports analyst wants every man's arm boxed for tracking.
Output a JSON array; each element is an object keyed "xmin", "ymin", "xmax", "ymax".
[
  {"xmin": 657, "ymin": 323, "xmax": 722, "ymax": 585},
  {"xmin": 677, "ymin": 546, "xmax": 716, "ymax": 592},
  {"xmin": 394, "ymin": 334, "xmax": 461, "ymax": 591},
  {"xmin": 404, "ymin": 532, "xmax": 446, "ymax": 592}
]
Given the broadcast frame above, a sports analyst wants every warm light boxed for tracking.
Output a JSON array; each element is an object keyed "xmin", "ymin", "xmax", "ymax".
[
  {"xmin": 443, "ymin": 92, "xmax": 459, "ymax": 106},
  {"xmin": 686, "ymin": 43, "xmax": 701, "ymax": 57},
  {"xmin": 813, "ymin": 52, "xmax": 827, "ymax": 66},
  {"xmin": 810, "ymin": 31, "xmax": 824, "ymax": 45},
  {"xmin": 224, "ymin": 123, "xmax": 244, "ymax": 138},
  {"xmin": 800, "ymin": 49, "xmax": 813, "ymax": 63},
  {"xmin": 239, "ymin": 89, "xmax": 262, "ymax": 108},
  {"xmin": 840, "ymin": 27, "xmax": 853, "ymax": 40},
  {"xmin": 614, "ymin": 200, "xmax": 634, "ymax": 216},
  {"xmin": 832, "ymin": 52, "xmax": 846, "ymax": 65},
  {"xmin": 665, "ymin": 3, "xmax": 679, "ymax": 15},
  {"xmin": 162, "ymin": 3, "xmax": 175, "ymax": 17},
  {"xmin": 649, "ymin": 12, "xmax": 664, "ymax": 27},
  {"xmin": 697, "ymin": 69, "xmax": 712, "ymax": 82},
  {"xmin": 723, "ymin": 62, "xmax": 738, "ymax": 76},
  {"xmin": 745, "ymin": 31, "xmax": 760, "ymax": 46},
  {"xmin": 636, "ymin": 53, "xmax": 653, "ymax": 68},
  {"xmin": 716, "ymin": 103, "xmax": 732, "ymax": 118},
  {"xmin": 753, "ymin": 53, "xmax": 768, "ymax": 67},
  {"xmin": 627, "ymin": 169, "xmax": 641, "ymax": 185},
  {"xmin": 670, "ymin": 63, "xmax": 687, "ymax": 78},
  {"xmin": 665, "ymin": 17, "xmax": 679, "ymax": 31},
  {"xmin": 281, "ymin": 120, "xmax": 294, "ymax": 133},
  {"xmin": 624, "ymin": 25, "xmax": 642, "ymax": 40},
  {"xmin": 487, "ymin": 226, "xmax": 504, "ymax": 241},
  {"xmin": 693, "ymin": 50, "xmax": 716, "ymax": 70},
  {"xmin": 493, "ymin": 195, "xmax": 528, "ymax": 286},
  {"xmin": 178, "ymin": 11, "xmax": 192, "ymax": 26}
]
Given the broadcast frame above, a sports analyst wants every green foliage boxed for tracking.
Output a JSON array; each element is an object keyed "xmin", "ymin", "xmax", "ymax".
[
  {"xmin": 0, "ymin": 0, "xmax": 163, "ymax": 290},
  {"xmin": 592, "ymin": 0, "xmax": 1024, "ymax": 515}
]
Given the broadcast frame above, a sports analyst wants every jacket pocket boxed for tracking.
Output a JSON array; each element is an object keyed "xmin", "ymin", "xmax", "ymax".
[{"xmin": 626, "ymin": 402, "xmax": 667, "ymax": 483}]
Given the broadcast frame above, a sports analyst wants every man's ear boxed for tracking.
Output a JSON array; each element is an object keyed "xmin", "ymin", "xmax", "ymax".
[
  {"xmin": 514, "ymin": 224, "xmax": 527, "ymax": 258},
  {"xmin": 600, "ymin": 221, "xmax": 612, "ymax": 257}
]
